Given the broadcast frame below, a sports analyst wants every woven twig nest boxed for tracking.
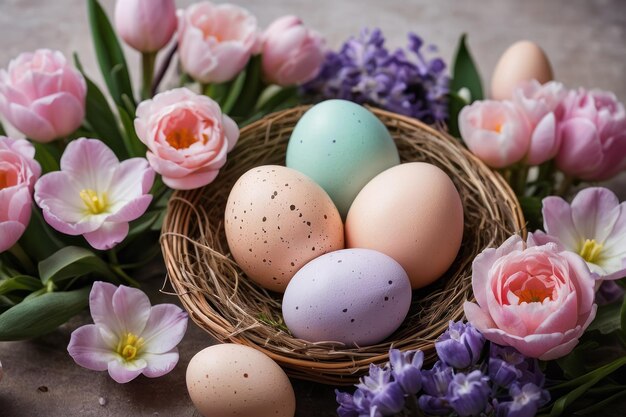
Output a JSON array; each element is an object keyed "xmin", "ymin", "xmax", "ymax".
[{"xmin": 161, "ymin": 106, "xmax": 524, "ymax": 384}]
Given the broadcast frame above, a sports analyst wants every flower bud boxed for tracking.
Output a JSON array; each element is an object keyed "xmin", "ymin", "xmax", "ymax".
[{"xmin": 114, "ymin": 0, "xmax": 177, "ymax": 53}]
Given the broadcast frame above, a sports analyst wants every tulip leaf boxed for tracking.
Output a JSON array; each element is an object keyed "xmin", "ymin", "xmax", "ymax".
[
  {"xmin": 0, "ymin": 275, "xmax": 43, "ymax": 296},
  {"xmin": 87, "ymin": 0, "xmax": 134, "ymax": 109},
  {"xmin": 0, "ymin": 286, "xmax": 89, "ymax": 340},
  {"xmin": 221, "ymin": 68, "xmax": 248, "ymax": 115},
  {"xmin": 620, "ymin": 291, "xmax": 626, "ymax": 337},
  {"xmin": 74, "ymin": 53, "xmax": 128, "ymax": 160},
  {"xmin": 117, "ymin": 104, "xmax": 146, "ymax": 158},
  {"xmin": 32, "ymin": 142, "xmax": 61, "ymax": 174},
  {"xmin": 38, "ymin": 246, "xmax": 116, "ymax": 286},
  {"xmin": 18, "ymin": 207, "xmax": 65, "ymax": 261},
  {"xmin": 229, "ymin": 55, "xmax": 264, "ymax": 119},
  {"xmin": 448, "ymin": 34, "xmax": 483, "ymax": 138},
  {"xmin": 587, "ymin": 302, "xmax": 623, "ymax": 335}
]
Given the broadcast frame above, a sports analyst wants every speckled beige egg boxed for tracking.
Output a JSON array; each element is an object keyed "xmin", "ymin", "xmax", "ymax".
[
  {"xmin": 186, "ymin": 344, "xmax": 296, "ymax": 417},
  {"xmin": 345, "ymin": 162, "xmax": 464, "ymax": 289},
  {"xmin": 224, "ymin": 165, "xmax": 344, "ymax": 292},
  {"xmin": 491, "ymin": 40, "xmax": 553, "ymax": 100}
]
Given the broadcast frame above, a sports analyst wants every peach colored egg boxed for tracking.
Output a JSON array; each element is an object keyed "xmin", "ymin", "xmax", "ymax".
[
  {"xmin": 224, "ymin": 165, "xmax": 344, "ymax": 292},
  {"xmin": 345, "ymin": 162, "xmax": 464, "ymax": 289},
  {"xmin": 491, "ymin": 40, "xmax": 553, "ymax": 100},
  {"xmin": 186, "ymin": 344, "xmax": 296, "ymax": 417}
]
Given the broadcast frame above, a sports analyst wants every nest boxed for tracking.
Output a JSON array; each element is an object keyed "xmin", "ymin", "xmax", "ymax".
[{"xmin": 161, "ymin": 106, "xmax": 524, "ymax": 384}]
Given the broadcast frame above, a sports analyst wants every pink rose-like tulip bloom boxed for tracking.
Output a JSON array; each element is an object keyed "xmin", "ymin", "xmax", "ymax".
[
  {"xmin": 134, "ymin": 88, "xmax": 239, "ymax": 190},
  {"xmin": 68, "ymin": 282, "xmax": 188, "ymax": 383},
  {"xmin": 556, "ymin": 89, "xmax": 626, "ymax": 181},
  {"xmin": 0, "ymin": 137, "xmax": 41, "ymax": 253},
  {"xmin": 114, "ymin": 0, "xmax": 177, "ymax": 53},
  {"xmin": 178, "ymin": 2, "xmax": 258, "ymax": 83},
  {"xmin": 459, "ymin": 100, "xmax": 531, "ymax": 168},
  {"xmin": 34, "ymin": 139, "xmax": 155, "ymax": 250},
  {"xmin": 0, "ymin": 49, "xmax": 86, "ymax": 143},
  {"xmin": 464, "ymin": 235, "xmax": 597, "ymax": 360},
  {"xmin": 533, "ymin": 187, "xmax": 626, "ymax": 281},
  {"xmin": 513, "ymin": 80, "xmax": 567, "ymax": 165},
  {"xmin": 261, "ymin": 16, "xmax": 325, "ymax": 86}
]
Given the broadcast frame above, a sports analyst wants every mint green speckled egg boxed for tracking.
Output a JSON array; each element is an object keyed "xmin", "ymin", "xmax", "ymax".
[{"xmin": 286, "ymin": 100, "xmax": 400, "ymax": 218}]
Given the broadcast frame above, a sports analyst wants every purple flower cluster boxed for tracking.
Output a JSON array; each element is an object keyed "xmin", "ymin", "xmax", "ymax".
[
  {"xmin": 336, "ymin": 321, "xmax": 550, "ymax": 417},
  {"xmin": 302, "ymin": 28, "xmax": 449, "ymax": 124}
]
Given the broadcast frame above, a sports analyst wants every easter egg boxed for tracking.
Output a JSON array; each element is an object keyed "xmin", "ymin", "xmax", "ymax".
[
  {"xmin": 345, "ymin": 162, "xmax": 464, "ymax": 289},
  {"xmin": 224, "ymin": 165, "xmax": 344, "ymax": 292},
  {"xmin": 186, "ymin": 344, "xmax": 296, "ymax": 417},
  {"xmin": 491, "ymin": 40, "xmax": 553, "ymax": 100},
  {"xmin": 286, "ymin": 99, "xmax": 400, "ymax": 218},
  {"xmin": 282, "ymin": 248, "xmax": 412, "ymax": 346}
]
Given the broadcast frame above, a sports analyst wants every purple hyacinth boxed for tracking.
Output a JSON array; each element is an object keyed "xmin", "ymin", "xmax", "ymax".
[
  {"xmin": 436, "ymin": 321, "xmax": 485, "ymax": 369},
  {"xmin": 418, "ymin": 395, "xmax": 453, "ymax": 416},
  {"xmin": 447, "ymin": 370, "xmax": 491, "ymax": 417},
  {"xmin": 389, "ymin": 348, "xmax": 424, "ymax": 395},
  {"xmin": 356, "ymin": 364, "xmax": 405, "ymax": 415},
  {"xmin": 489, "ymin": 344, "xmax": 545, "ymax": 388},
  {"xmin": 422, "ymin": 360, "xmax": 455, "ymax": 397},
  {"xmin": 302, "ymin": 28, "xmax": 449, "ymax": 124},
  {"xmin": 495, "ymin": 383, "xmax": 551, "ymax": 417}
]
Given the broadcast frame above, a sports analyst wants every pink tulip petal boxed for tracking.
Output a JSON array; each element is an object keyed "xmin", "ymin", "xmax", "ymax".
[
  {"xmin": 556, "ymin": 118, "xmax": 604, "ymax": 179},
  {"xmin": 560, "ymin": 252, "xmax": 596, "ymax": 315},
  {"xmin": 106, "ymin": 195, "xmax": 153, "ymax": 223},
  {"xmin": 112, "ymin": 285, "xmax": 151, "ymax": 335},
  {"xmin": 471, "ymin": 248, "xmax": 498, "ymax": 308},
  {"xmin": 534, "ymin": 292, "xmax": 578, "ymax": 334},
  {"xmin": 223, "ymin": 115, "xmax": 239, "ymax": 152},
  {"xmin": 83, "ymin": 221, "xmax": 129, "ymax": 250},
  {"xmin": 463, "ymin": 301, "xmax": 496, "ymax": 331},
  {"xmin": 7, "ymin": 102, "xmax": 56, "ymax": 142},
  {"xmin": 67, "ymin": 324, "xmax": 118, "ymax": 371},
  {"xmin": 34, "ymin": 171, "xmax": 87, "ymax": 224},
  {"xmin": 60, "ymin": 139, "xmax": 118, "ymax": 189},
  {"xmin": 542, "ymin": 196, "xmax": 581, "ymax": 250},
  {"xmin": 0, "ymin": 221, "xmax": 26, "ymax": 252},
  {"xmin": 591, "ymin": 133, "xmax": 626, "ymax": 181},
  {"xmin": 89, "ymin": 282, "xmax": 123, "ymax": 340},
  {"xmin": 161, "ymin": 169, "xmax": 219, "ymax": 190},
  {"xmin": 141, "ymin": 350, "xmax": 180, "ymax": 378},
  {"xmin": 527, "ymin": 113, "xmax": 558, "ymax": 165},
  {"xmin": 107, "ymin": 358, "xmax": 147, "ymax": 383},
  {"xmin": 570, "ymin": 187, "xmax": 620, "ymax": 244},
  {"xmin": 146, "ymin": 152, "xmax": 193, "ymax": 178},
  {"xmin": 527, "ymin": 231, "xmax": 561, "ymax": 248},
  {"xmin": 141, "ymin": 304, "xmax": 188, "ymax": 354},
  {"xmin": 30, "ymin": 93, "xmax": 84, "ymax": 138},
  {"xmin": 538, "ymin": 337, "xmax": 580, "ymax": 360}
]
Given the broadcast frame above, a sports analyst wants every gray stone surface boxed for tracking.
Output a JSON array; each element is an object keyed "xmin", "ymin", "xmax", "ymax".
[{"xmin": 0, "ymin": 0, "xmax": 625, "ymax": 416}]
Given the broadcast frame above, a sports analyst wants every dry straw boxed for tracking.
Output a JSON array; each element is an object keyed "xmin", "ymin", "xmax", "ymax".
[{"xmin": 161, "ymin": 106, "xmax": 525, "ymax": 384}]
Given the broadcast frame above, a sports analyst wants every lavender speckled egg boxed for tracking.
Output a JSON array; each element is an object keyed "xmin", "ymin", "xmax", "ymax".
[
  {"xmin": 282, "ymin": 248, "xmax": 412, "ymax": 346},
  {"xmin": 224, "ymin": 165, "xmax": 344, "ymax": 293}
]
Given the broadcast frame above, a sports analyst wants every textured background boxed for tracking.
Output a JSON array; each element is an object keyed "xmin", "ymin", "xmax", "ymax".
[{"xmin": 0, "ymin": 0, "xmax": 625, "ymax": 416}]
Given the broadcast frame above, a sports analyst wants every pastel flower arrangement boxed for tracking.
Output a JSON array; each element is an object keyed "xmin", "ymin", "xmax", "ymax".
[{"xmin": 0, "ymin": 1, "xmax": 625, "ymax": 416}]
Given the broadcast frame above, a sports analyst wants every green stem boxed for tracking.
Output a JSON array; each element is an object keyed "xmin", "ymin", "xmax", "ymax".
[
  {"xmin": 107, "ymin": 250, "xmax": 140, "ymax": 287},
  {"xmin": 509, "ymin": 164, "xmax": 530, "ymax": 197},
  {"xmin": 557, "ymin": 174, "xmax": 574, "ymax": 197},
  {"xmin": 141, "ymin": 52, "xmax": 157, "ymax": 100},
  {"xmin": 8, "ymin": 242, "xmax": 35, "ymax": 274}
]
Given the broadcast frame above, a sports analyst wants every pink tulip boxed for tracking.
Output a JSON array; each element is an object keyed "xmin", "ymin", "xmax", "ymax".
[
  {"xmin": 0, "ymin": 49, "xmax": 86, "ymax": 143},
  {"xmin": 261, "ymin": 16, "xmax": 325, "ymax": 86},
  {"xmin": 34, "ymin": 139, "xmax": 155, "ymax": 250},
  {"xmin": 555, "ymin": 89, "xmax": 626, "ymax": 181},
  {"xmin": 114, "ymin": 0, "xmax": 177, "ymax": 53},
  {"xmin": 68, "ymin": 282, "xmax": 188, "ymax": 383},
  {"xmin": 464, "ymin": 235, "xmax": 596, "ymax": 360},
  {"xmin": 513, "ymin": 80, "xmax": 567, "ymax": 165},
  {"xmin": 459, "ymin": 100, "xmax": 531, "ymax": 168},
  {"xmin": 178, "ymin": 2, "xmax": 258, "ymax": 83},
  {"xmin": 0, "ymin": 137, "xmax": 41, "ymax": 252},
  {"xmin": 134, "ymin": 88, "xmax": 239, "ymax": 190}
]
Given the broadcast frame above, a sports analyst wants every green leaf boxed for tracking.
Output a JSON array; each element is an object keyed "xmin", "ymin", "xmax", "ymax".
[
  {"xmin": 519, "ymin": 195, "xmax": 543, "ymax": 231},
  {"xmin": 0, "ymin": 275, "xmax": 43, "ymax": 296},
  {"xmin": 446, "ymin": 92, "xmax": 467, "ymax": 138},
  {"xmin": 221, "ymin": 68, "xmax": 247, "ymax": 115},
  {"xmin": 32, "ymin": 142, "xmax": 60, "ymax": 174},
  {"xmin": 38, "ymin": 246, "xmax": 116, "ymax": 285},
  {"xmin": 87, "ymin": 0, "xmax": 134, "ymax": 108},
  {"xmin": 588, "ymin": 301, "xmax": 623, "ymax": 334},
  {"xmin": 229, "ymin": 55, "xmax": 264, "ymax": 119},
  {"xmin": 450, "ymin": 34, "xmax": 483, "ymax": 102},
  {"xmin": 127, "ymin": 210, "xmax": 163, "ymax": 239},
  {"xmin": 574, "ymin": 388, "xmax": 626, "ymax": 415},
  {"xmin": 204, "ymin": 82, "xmax": 230, "ymax": 105},
  {"xmin": 556, "ymin": 340, "xmax": 600, "ymax": 379},
  {"xmin": 18, "ymin": 207, "xmax": 65, "ymax": 261},
  {"xmin": 117, "ymin": 104, "xmax": 145, "ymax": 158},
  {"xmin": 74, "ymin": 53, "xmax": 127, "ymax": 159},
  {"xmin": 0, "ymin": 120, "xmax": 6, "ymax": 136},
  {"xmin": 0, "ymin": 287, "xmax": 89, "ymax": 340}
]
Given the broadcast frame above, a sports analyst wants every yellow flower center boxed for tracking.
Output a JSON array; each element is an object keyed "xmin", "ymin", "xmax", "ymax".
[
  {"xmin": 494, "ymin": 123, "xmax": 504, "ymax": 133},
  {"xmin": 515, "ymin": 287, "xmax": 553, "ymax": 304},
  {"xmin": 116, "ymin": 332, "xmax": 144, "ymax": 361},
  {"xmin": 165, "ymin": 128, "xmax": 201, "ymax": 150},
  {"xmin": 79, "ymin": 189, "xmax": 108, "ymax": 215},
  {"xmin": 0, "ymin": 170, "xmax": 8, "ymax": 189},
  {"xmin": 579, "ymin": 239, "xmax": 603, "ymax": 264}
]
